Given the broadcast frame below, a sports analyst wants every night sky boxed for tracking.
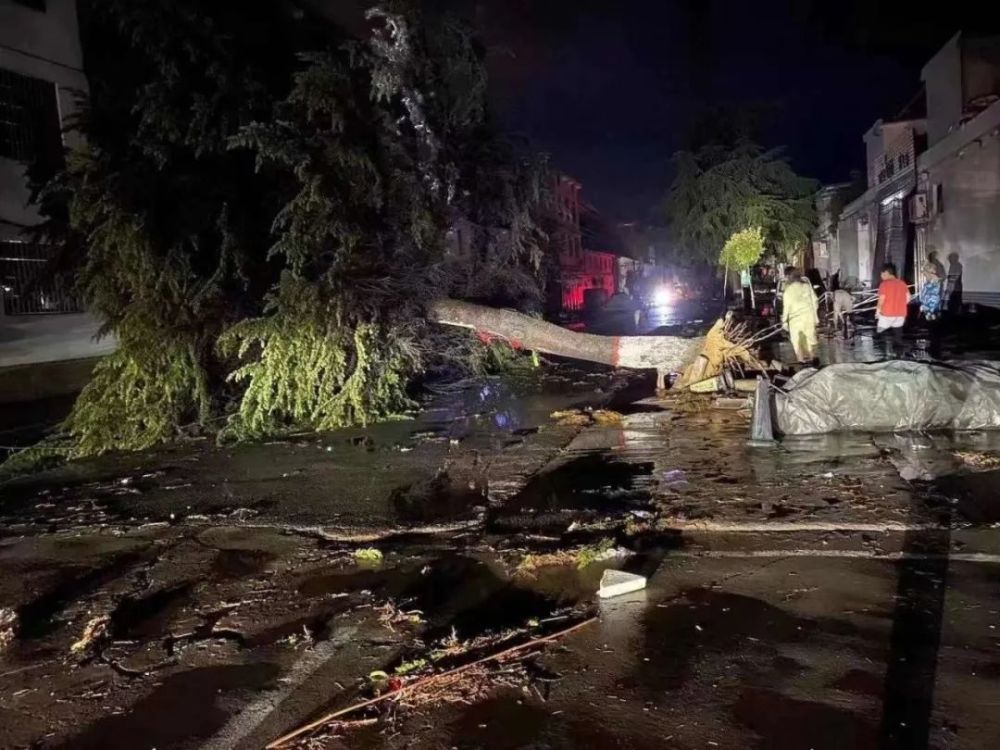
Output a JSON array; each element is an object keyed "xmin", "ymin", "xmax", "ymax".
[
  {"xmin": 323, "ymin": 0, "xmax": 998, "ymax": 221},
  {"xmin": 472, "ymin": 0, "xmax": 997, "ymax": 220}
]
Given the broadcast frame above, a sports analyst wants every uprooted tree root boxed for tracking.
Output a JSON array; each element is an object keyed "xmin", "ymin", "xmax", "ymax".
[{"xmin": 675, "ymin": 316, "xmax": 769, "ymax": 389}]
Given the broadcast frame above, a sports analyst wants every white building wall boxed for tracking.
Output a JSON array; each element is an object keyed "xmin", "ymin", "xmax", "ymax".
[
  {"xmin": 921, "ymin": 33, "xmax": 964, "ymax": 148},
  {"xmin": 919, "ymin": 100, "xmax": 1000, "ymax": 307},
  {"xmin": 0, "ymin": 0, "xmax": 88, "ymax": 236},
  {"xmin": 0, "ymin": 0, "xmax": 110, "ymax": 374}
]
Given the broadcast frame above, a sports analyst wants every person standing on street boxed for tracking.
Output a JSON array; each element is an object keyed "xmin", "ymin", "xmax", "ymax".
[
  {"xmin": 781, "ymin": 267, "xmax": 819, "ymax": 363},
  {"xmin": 919, "ymin": 262, "xmax": 943, "ymax": 321},
  {"xmin": 876, "ymin": 262, "xmax": 909, "ymax": 351}
]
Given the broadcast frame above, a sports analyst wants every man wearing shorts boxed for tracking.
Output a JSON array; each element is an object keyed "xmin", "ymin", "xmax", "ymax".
[{"xmin": 876, "ymin": 263, "xmax": 909, "ymax": 350}]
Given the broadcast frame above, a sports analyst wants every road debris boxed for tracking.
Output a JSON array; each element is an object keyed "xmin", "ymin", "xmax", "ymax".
[
  {"xmin": 375, "ymin": 601, "xmax": 424, "ymax": 632},
  {"xmin": 353, "ymin": 548, "xmax": 384, "ymax": 565},
  {"xmin": 0, "ymin": 608, "xmax": 17, "ymax": 651},
  {"xmin": 515, "ymin": 538, "xmax": 629, "ymax": 575},
  {"xmin": 955, "ymin": 451, "xmax": 1000, "ymax": 468},
  {"xmin": 70, "ymin": 615, "xmax": 110, "ymax": 655},
  {"xmin": 597, "ymin": 569, "xmax": 647, "ymax": 599},
  {"xmin": 265, "ymin": 616, "xmax": 596, "ymax": 748}
]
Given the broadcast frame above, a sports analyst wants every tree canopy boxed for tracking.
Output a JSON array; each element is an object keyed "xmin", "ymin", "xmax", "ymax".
[
  {"xmin": 663, "ymin": 137, "xmax": 818, "ymax": 266},
  {"xmin": 22, "ymin": 0, "xmax": 548, "ymax": 460},
  {"xmin": 719, "ymin": 226, "xmax": 765, "ymax": 271}
]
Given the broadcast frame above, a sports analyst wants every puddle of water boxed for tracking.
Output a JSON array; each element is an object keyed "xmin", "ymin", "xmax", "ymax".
[
  {"xmin": 242, "ymin": 608, "xmax": 337, "ymax": 647},
  {"xmin": 297, "ymin": 552, "xmax": 585, "ymax": 646},
  {"xmin": 442, "ymin": 690, "xmax": 669, "ymax": 750},
  {"xmin": 491, "ymin": 453, "xmax": 653, "ymax": 534},
  {"xmin": 444, "ymin": 693, "xmax": 553, "ymax": 749},
  {"xmin": 211, "ymin": 547, "xmax": 276, "ymax": 578},
  {"xmin": 110, "ymin": 582, "xmax": 195, "ymax": 640},
  {"xmin": 733, "ymin": 686, "xmax": 878, "ymax": 750},
  {"xmin": 831, "ymin": 668, "xmax": 884, "ymax": 697},
  {"xmin": 15, "ymin": 552, "xmax": 146, "ymax": 640},
  {"xmin": 389, "ymin": 472, "xmax": 485, "ymax": 524},
  {"xmin": 935, "ymin": 470, "xmax": 1000, "ymax": 523},
  {"xmin": 629, "ymin": 588, "xmax": 858, "ymax": 694},
  {"xmin": 56, "ymin": 663, "xmax": 281, "ymax": 750}
]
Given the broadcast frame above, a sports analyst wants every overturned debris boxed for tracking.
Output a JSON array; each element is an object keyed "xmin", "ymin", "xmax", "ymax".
[{"xmin": 675, "ymin": 317, "xmax": 768, "ymax": 390}]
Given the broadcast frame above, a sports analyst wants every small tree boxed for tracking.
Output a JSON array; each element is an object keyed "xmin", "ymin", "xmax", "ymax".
[
  {"xmin": 719, "ymin": 226, "xmax": 764, "ymax": 301},
  {"xmin": 719, "ymin": 226, "xmax": 765, "ymax": 271}
]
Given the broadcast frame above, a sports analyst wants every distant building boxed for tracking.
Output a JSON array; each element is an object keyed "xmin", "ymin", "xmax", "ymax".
[
  {"xmin": 811, "ymin": 183, "xmax": 857, "ymax": 280},
  {"xmin": 0, "ymin": 0, "xmax": 111, "ymax": 389},
  {"xmin": 834, "ymin": 32, "xmax": 1000, "ymax": 303},
  {"xmin": 542, "ymin": 173, "xmax": 626, "ymax": 313}
]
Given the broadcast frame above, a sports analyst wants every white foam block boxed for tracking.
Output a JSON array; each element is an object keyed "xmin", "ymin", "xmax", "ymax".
[{"xmin": 597, "ymin": 569, "xmax": 647, "ymax": 599}]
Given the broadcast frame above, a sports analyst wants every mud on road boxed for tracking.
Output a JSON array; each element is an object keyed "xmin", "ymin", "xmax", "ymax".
[{"xmin": 2, "ymin": 363, "xmax": 1000, "ymax": 749}]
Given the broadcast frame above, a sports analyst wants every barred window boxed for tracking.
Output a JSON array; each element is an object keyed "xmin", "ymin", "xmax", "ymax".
[
  {"xmin": 0, "ymin": 67, "xmax": 63, "ymax": 174},
  {"xmin": 0, "ymin": 241, "xmax": 81, "ymax": 315}
]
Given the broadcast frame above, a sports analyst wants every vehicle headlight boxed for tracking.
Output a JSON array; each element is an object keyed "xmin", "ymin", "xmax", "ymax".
[{"xmin": 653, "ymin": 286, "xmax": 673, "ymax": 306}]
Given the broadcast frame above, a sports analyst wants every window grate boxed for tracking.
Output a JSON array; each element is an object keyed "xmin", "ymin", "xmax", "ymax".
[
  {"xmin": 0, "ymin": 242, "xmax": 81, "ymax": 315},
  {"xmin": 0, "ymin": 67, "xmax": 62, "ymax": 171}
]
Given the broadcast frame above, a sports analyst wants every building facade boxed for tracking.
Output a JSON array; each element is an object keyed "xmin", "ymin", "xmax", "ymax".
[
  {"xmin": 542, "ymin": 174, "xmax": 625, "ymax": 313},
  {"xmin": 0, "ymin": 0, "xmax": 113, "ymax": 378},
  {"xmin": 834, "ymin": 32, "xmax": 1000, "ymax": 302},
  {"xmin": 835, "ymin": 116, "xmax": 927, "ymax": 289},
  {"xmin": 915, "ymin": 33, "xmax": 1000, "ymax": 307},
  {"xmin": 1, "ymin": 0, "xmax": 87, "ymax": 238}
]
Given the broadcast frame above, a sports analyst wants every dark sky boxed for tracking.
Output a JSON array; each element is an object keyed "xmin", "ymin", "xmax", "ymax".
[{"xmin": 471, "ymin": 0, "xmax": 997, "ymax": 220}]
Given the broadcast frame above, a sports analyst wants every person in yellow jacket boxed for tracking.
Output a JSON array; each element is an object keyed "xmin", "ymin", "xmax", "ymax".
[{"xmin": 781, "ymin": 266, "xmax": 819, "ymax": 363}]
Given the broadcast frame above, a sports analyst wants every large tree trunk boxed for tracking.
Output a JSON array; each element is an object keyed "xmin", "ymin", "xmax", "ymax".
[{"xmin": 428, "ymin": 299, "xmax": 705, "ymax": 374}]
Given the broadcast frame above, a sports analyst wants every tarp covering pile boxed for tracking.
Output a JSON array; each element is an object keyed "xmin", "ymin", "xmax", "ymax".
[{"xmin": 774, "ymin": 360, "xmax": 1000, "ymax": 435}]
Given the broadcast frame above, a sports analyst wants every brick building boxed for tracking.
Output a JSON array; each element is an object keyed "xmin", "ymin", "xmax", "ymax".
[{"xmin": 544, "ymin": 173, "xmax": 623, "ymax": 313}]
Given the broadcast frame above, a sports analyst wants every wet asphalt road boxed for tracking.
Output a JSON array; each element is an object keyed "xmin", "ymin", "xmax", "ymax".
[{"xmin": 3, "ymin": 323, "xmax": 1000, "ymax": 748}]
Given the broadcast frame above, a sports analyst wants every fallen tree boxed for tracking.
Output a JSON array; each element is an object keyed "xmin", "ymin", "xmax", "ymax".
[
  {"xmin": 8, "ymin": 3, "xmax": 705, "ymax": 468},
  {"xmin": 427, "ymin": 300, "xmax": 705, "ymax": 378}
]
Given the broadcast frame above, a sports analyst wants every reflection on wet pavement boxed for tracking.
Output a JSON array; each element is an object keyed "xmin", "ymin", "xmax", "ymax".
[
  {"xmin": 57, "ymin": 663, "xmax": 282, "ymax": 750},
  {"xmin": 734, "ymin": 687, "xmax": 878, "ymax": 750},
  {"xmin": 6, "ymin": 354, "xmax": 1000, "ymax": 749}
]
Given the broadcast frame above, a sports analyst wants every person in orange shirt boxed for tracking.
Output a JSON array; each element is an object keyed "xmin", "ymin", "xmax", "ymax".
[{"xmin": 876, "ymin": 263, "xmax": 910, "ymax": 349}]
